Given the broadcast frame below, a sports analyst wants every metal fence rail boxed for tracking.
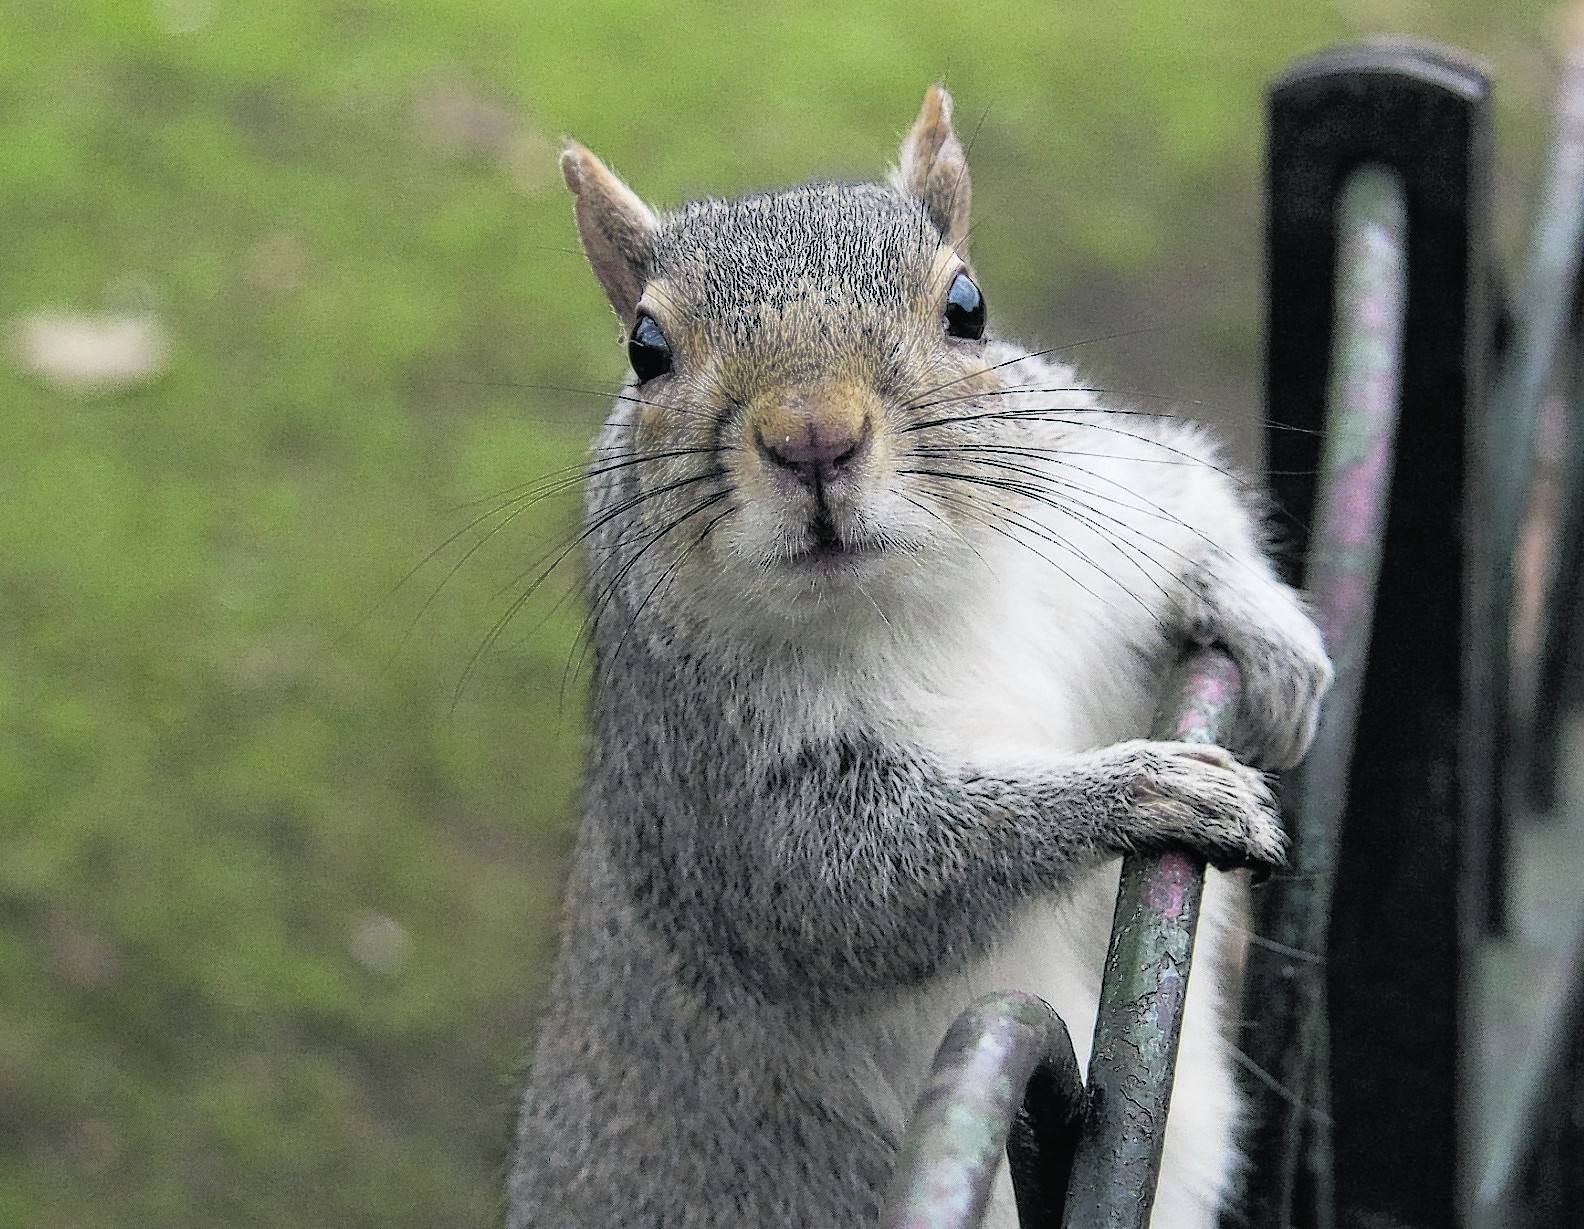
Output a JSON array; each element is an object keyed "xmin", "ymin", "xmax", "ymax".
[
  {"xmin": 881, "ymin": 993, "xmax": 1082, "ymax": 1229},
  {"xmin": 1473, "ymin": 27, "xmax": 1584, "ymax": 1229},
  {"xmin": 1059, "ymin": 648, "xmax": 1241, "ymax": 1229}
]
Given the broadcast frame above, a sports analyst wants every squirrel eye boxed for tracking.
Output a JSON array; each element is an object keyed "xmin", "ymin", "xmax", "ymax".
[
  {"xmin": 627, "ymin": 314, "xmax": 673, "ymax": 383},
  {"xmin": 944, "ymin": 272, "xmax": 986, "ymax": 341}
]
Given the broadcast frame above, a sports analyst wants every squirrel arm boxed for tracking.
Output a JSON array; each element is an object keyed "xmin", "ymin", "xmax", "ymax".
[
  {"xmin": 1047, "ymin": 404, "xmax": 1332, "ymax": 771},
  {"xmin": 1176, "ymin": 541, "xmax": 1332, "ymax": 771},
  {"xmin": 638, "ymin": 734, "xmax": 1280, "ymax": 1003}
]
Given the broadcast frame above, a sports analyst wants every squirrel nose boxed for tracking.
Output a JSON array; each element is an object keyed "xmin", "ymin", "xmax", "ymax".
[{"xmin": 755, "ymin": 416, "xmax": 873, "ymax": 489}]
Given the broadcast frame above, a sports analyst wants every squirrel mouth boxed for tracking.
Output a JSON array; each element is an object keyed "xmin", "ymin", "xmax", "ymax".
[{"xmin": 783, "ymin": 511, "xmax": 881, "ymax": 570}]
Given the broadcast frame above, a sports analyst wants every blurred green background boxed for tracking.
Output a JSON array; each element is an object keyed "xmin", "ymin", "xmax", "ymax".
[{"xmin": 0, "ymin": 2, "xmax": 1561, "ymax": 1225}]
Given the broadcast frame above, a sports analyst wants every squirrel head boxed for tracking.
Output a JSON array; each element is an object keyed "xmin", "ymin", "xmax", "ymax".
[{"xmin": 562, "ymin": 87, "xmax": 1018, "ymax": 634}]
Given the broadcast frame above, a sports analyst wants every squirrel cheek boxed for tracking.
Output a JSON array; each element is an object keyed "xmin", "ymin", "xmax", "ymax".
[{"xmin": 636, "ymin": 401, "xmax": 668, "ymax": 439}]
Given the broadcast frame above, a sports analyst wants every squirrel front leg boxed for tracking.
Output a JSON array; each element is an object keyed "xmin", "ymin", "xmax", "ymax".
[
  {"xmin": 1177, "ymin": 547, "xmax": 1332, "ymax": 771},
  {"xmin": 676, "ymin": 736, "xmax": 1284, "ymax": 1003}
]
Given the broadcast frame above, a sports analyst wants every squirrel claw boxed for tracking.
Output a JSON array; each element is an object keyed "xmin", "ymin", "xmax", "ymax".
[{"xmin": 1116, "ymin": 740, "xmax": 1288, "ymax": 874}]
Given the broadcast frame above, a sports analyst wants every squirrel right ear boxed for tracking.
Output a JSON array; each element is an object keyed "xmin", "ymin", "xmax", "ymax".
[
  {"xmin": 560, "ymin": 141, "xmax": 659, "ymax": 325},
  {"xmin": 892, "ymin": 85, "xmax": 971, "ymax": 251}
]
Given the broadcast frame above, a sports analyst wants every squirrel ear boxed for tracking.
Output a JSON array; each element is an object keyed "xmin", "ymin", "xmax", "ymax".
[
  {"xmin": 560, "ymin": 140, "xmax": 659, "ymax": 325},
  {"xmin": 892, "ymin": 84, "xmax": 971, "ymax": 251}
]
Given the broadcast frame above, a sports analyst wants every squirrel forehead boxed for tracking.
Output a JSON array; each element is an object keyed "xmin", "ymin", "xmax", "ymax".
[{"xmin": 649, "ymin": 183, "xmax": 948, "ymax": 315}]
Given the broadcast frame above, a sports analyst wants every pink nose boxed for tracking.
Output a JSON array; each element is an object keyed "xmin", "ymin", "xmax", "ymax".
[{"xmin": 756, "ymin": 417, "xmax": 872, "ymax": 489}]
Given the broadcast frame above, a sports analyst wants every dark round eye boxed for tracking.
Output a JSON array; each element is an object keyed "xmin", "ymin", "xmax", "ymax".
[
  {"xmin": 944, "ymin": 272, "xmax": 985, "ymax": 341},
  {"xmin": 627, "ymin": 313, "xmax": 672, "ymax": 382}
]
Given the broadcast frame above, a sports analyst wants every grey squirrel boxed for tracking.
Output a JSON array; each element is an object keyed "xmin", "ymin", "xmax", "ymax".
[{"xmin": 507, "ymin": 86, "xmax": 1331, "ymax": 1229}]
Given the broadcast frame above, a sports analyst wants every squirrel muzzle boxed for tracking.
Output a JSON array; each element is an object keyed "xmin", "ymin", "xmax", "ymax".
[{"xmin": 749, "ymin": 387, "xmax": 877, "ymax": 492}]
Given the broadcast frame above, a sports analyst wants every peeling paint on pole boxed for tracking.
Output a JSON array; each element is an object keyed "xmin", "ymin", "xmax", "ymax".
[{"xmin": 1061, "ymin": 646, "xmax": 1242, "ymax": 1229}]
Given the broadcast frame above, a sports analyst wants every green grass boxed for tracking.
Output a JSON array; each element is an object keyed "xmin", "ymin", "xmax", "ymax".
[{"xmin": 0, "ymin": 1, "xmax": 1557, "ymax": 1224}]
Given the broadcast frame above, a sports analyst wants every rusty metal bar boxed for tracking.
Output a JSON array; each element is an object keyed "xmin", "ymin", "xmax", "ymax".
[
  {"xmin": 1060, "ymin": 645, "xmax": 1242, "ymax": 1229},
  {"xmin": 1241, "ymin": 163, "xmax": 1408, "ymax": 1228},
  {"xmin": 881, "ymin": 992, "xmax": 1082, "ymax": 1229},
  {"xmin": 1472, "ymin": 32, "xmax": 1584, "ymax": 1228}
]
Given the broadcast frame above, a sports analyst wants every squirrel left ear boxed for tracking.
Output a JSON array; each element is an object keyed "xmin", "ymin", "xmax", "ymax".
[
  {"xmin": 560, "ymin": 140, "xmax": 659, "ymax": 326},
  {"xmin": 892, "ymin": 84, "xmax": 971, "ymax": 251}
]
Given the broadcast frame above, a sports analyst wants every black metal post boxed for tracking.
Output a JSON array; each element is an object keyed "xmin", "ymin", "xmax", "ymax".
[{"xmin": 1252, "ymin": 40, "xmax": 1493, "ymax": 1229}]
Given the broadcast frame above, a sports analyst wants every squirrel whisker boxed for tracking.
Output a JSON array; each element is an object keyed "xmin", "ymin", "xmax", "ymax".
[
  {"xmin": 893, "ymin": 490, "xmax": 998, "ymax": 577},
  {"xmin": 1227, "ymin": 1046, "xmax": 1334, "ymax": 1126},
  {"xmin": 896, "ymin": 328, "xmax": 1169, "ymax": 413},
  {"xmin": 907, "ymin": 407, "xmax": 1248, "ymax": 485},
  {"xmin": 441, "ymin": 376, "xmax": 733, "ymax": 428},
  {"xmin": 577, "ymin": 493, "xmax": 737, "ymax": 707},
  {"xmin": 385, "ymin": 445, "xmax": 727, "ymax": 636},
  {"xmin": 446, "ymin": 469, "xmax": 731, "ymax": 705},
  {"xmin": 904, "ymin": 470, "xmax": 1168, "ymax": 628},
  {"xmin": 920, "ymin": 386, "xmax": 1329, "ymax": 437},
  {"xmin": 921, "ymin": 471, "xmax": 1177, "ymax": 627},
  {"xmin": 445, "ymin": 444, "xmax": 724, "ymax": 521},
  {"xmin": 905, "ymin": 385, "xmax": 1215, "ymax": 424},
  {"xmin": 911, "ymin": 445, "xmax": 1222, "ymax": 577},
  {"xmin": 496, "ymin": 467, "xmax": 730, "ymax": 609},
  {"xmin": 458, "ymin": 477, "xmax": 724, "ymax": 709},
  {"xmin": 905, "ymin": 450, "xmax": 1192, "ymax": 579}
]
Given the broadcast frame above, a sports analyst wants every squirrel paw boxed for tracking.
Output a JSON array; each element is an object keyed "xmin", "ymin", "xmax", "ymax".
[
  {"xmin": 1112, "ymin": 739, "xmax": 1287, "ymax": 872},
  {"xmin": 1227, "ymin": 624, "xmax": 1332, "ymax": 771},
  {"xmin": 1191, "ymin": 579, "xmax": 1333, "ymax": 771}
]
